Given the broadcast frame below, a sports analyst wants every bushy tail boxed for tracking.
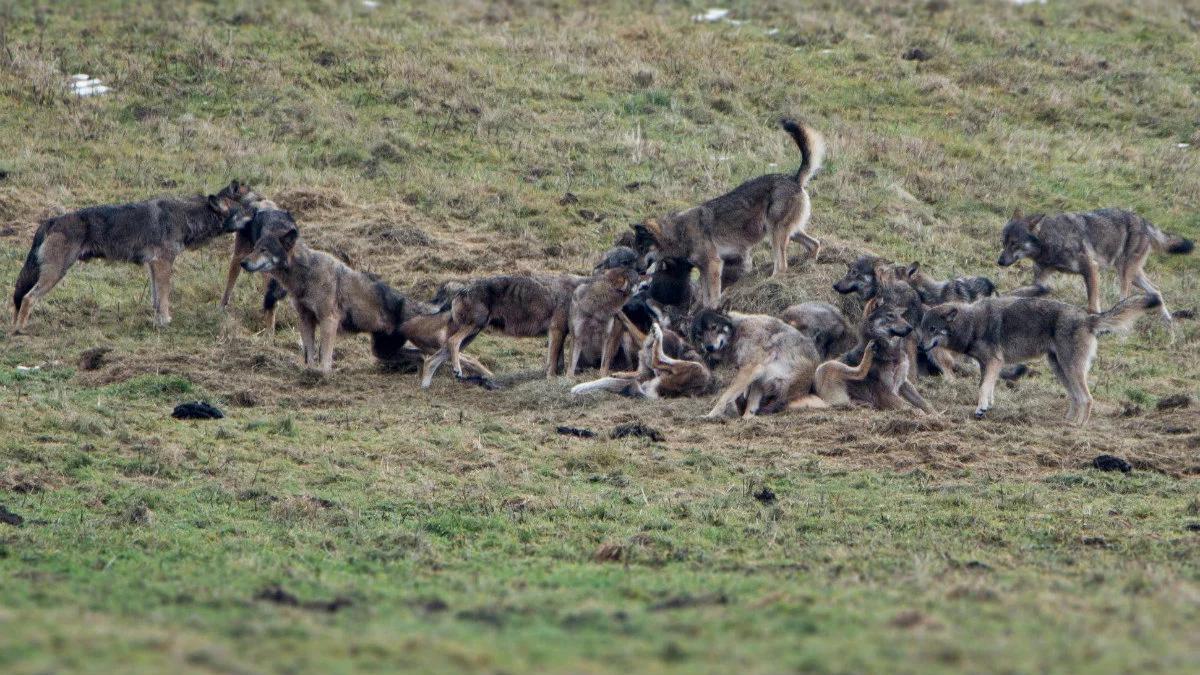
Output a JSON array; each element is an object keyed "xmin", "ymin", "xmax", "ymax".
[
  {"xmin": 1089, "ymin": 293, "xmax": 1162, "ymax": 336},
  {"xmin": 12, "ymin": 222, "xmax": 48, "ymax": 318},
  {"xmin": 1147, "ymin": 221, "xmax": 1194, "ymax": 255},
  {"xmin": 262, "ymin": 278, "xmax": 288, "ymax": 312},
  {"xmin": 370, "ymin": 281, "xmax": 412, "ymax": 362},
  {"xmin": 780, "ymin": 118, "xmax": 826, "ymax": 185}
]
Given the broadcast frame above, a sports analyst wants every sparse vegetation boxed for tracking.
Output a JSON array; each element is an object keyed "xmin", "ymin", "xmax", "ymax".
[{"xmin": 1, "ymin": 1, "xmax": 1199, "ymax": 673}]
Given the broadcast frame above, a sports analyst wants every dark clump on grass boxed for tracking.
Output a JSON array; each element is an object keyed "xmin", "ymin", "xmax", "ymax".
[
  {"xmin": 611, "ymin": 422, "xmax": 664, "ymax": 442},
  {"xmin": 0, "ymin": 504, "xmax": 24, "ymax": 527},
  {"xmin": 1092, "ymin": 455, "xmax": 1132, "ymax": 473},
  {"xmin": 753, "ymin": 486, "xmax": 777, "ymax": 504},
  {"xmin": 556, "ymin": 425, "xmax": 596, "ymax": 438},
  {"xmin": 171, "ymin": 401, "xmax": 225, "ymax": 420},
  {"xmin": 256, "ymin": 585, "xmax": 353, "ymax": 613},
  {"xmin": 78, "ymin": 347, "xmax": 111, "ymax": 371},
  {"xmin": 902, "ymin": 47, "xmax": 932, "ymax": 61},
  {"xmin": 649, "ymin": 593, "xmax": 730, "ymax": 612},
  {"xmin": 1156, "ymin": 394, "xmax": 1191, "ymax": 411}
]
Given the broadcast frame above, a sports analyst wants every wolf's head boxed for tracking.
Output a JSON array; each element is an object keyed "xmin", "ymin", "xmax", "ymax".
[
  {"xmin": 918, "ymin": 304, "xmax": 960, "ymax": 352},
  {"xmin": 690, "ymin": 309, "xmax": 733, "ymax": 354},
  {"xmin": 240, "ymin": 211, "xmax": 299, "ymax": 273},
  {"xmin": 998, "ymin": 209, "xmax": 1044, "ymax": 266},
  {"xmin": 834, "ymin": 255, "xmax": 888, "ymax": 298},
  {"xmin": 865, "ymin": 303, "xmax": 913, "ymax": 344}
]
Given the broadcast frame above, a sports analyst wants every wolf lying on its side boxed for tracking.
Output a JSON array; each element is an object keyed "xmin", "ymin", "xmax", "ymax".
[{"xmin": 13, "ymin": 180, "xmax": 261, "ymax": 332}]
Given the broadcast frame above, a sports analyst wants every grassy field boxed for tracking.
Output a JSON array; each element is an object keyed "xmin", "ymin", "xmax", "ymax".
[{"xmin": 2, "ymin": 1, "xmax": 1200, "ymax": 672}]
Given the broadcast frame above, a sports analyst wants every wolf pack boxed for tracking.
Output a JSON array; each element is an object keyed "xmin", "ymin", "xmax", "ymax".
[{"xmin": 10, "ymin": 119, "xmax": 1194, "ymax": 426}]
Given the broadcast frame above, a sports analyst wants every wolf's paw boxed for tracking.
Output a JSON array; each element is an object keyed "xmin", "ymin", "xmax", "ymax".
[{"xmin": 973, "ymin": 407, "xmax": 988, "ymax": 420}]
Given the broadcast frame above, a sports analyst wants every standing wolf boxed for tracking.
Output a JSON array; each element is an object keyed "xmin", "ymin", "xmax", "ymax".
[
  {"xmin": 919, "ymin": 294, "xmax": 1161, "ymax": 425},
  {"xmin": 998, "ymin": 208, "xmax": 1192, "ymax": 323},
  {"xmin": 12, "ymin": 181, "xmax": 261, "ymax": 332},
  {"xmin": 632, "ymin": 118, "xmax": 825, "ymax": 307}
]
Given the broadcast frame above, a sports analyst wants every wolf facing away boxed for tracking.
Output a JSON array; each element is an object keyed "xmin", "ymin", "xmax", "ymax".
[
  {"xmin": 237, "ymin": 210, "xmax": 409, "ymax": 374},
  {"xmin": 12, "ymin": 181, "xmax": 261, "ymax": 332},
  {"xmin": 919, "ymin": 293, "xmax": 1162, "ymax": 425},
  {"xmin": 632, "ymin": 118, "xmax": 825, "ymax": 307},
  {"xmin": 422, "ymin": 273, "xmax": 587, "ymax": 387},
  {"xmin": 568, "ymin": 266, "xmax": 641, "ymax": 376},
  {"xmin": 997, "ymin": 208, "xmax": 1191, "ymax": 323}
]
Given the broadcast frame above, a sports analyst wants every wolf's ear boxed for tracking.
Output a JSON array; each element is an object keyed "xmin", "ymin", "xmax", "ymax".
[
  {"xmin": 942, "ymin": 307, "xmax": 958, "ymax": 321},
  {"xmin": 207, "ymin": 194, "xmax": 227, "ymax": 214},
  {"xmin": 1026, "ymin": 213, "xmax": 1044, "ymax": 233},
  {"xmin": 280, "ymin": 227, "xmax": 299, "ymax": 251},
  {"xmin": 644, "ymin": 218, "xmax": 664, "ymax": 241},
  {"xmin": 1011, "ymin": 207, "xmax": 1024, "ymax": 221},
  {"xmin": 906, "ymin": 262, "xmax": 919, "ymax": 278}
]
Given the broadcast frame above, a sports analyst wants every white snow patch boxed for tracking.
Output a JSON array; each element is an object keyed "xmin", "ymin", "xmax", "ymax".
[
  {"xmin": 693, "ymin": 8, "xmax": 729, "ymax": 22},
  {"xmin": 70, "ymin": 74, "xmax": 111, "ymax": 97}
]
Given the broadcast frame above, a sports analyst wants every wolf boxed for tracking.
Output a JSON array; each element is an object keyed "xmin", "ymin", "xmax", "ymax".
[
  {"xmin": 691, "ymin": 308, "xmax": 822, "ymax": 418},
  {"xmin": 237, "ymin": 210, "xmax": 409, "ymax": 374},
  {"xmin": 997, "ymin": 208, "xmax": 1192, "ymax": 322},
  {"xmin": 919, "ymin": 293, "xmax": 1162, "ymax": 424},
  {"xmin": 218, "ymin": 199, "xmax": 291, "ymax": 333},
  {"xmin": 901, "ymin": 262, "xmax": 996, "ymax": 305},
  {"xmin": 779, "ymin": 301, "xmax": 856, "ymax": 361},
  {"xmin": 12, "ymin": 180, "xmax": 260, "ymax": 332},
  {"xmin": 568, "ymin": 266, "xmax": 641, "ymax": 376},
  {"xmin": 390, "ymin": 283, "xmax": 493, "ymax": 387},
  {"xmin": 571, "ymin": 318, "xmax": 711, "ymax": 399},
  {"xmin": 632, "ymin": 118, "xmax": 825, "ymax": 307},
  {"xmin": 792, "ymin": 302, "xmax": 933, "ymax": 412},
  {"xmin": 421, "ymin": 273, "xmax": 587, "ymax": 387}
]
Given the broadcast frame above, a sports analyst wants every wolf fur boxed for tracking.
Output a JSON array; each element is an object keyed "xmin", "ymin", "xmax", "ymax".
[
  {"xmin": 998, "ymin": 208, "xmax": 1191, "ymax": 322},
  {"xmin": 919, "ymin": 293, "xmax": 1162, "ymax": 424}
]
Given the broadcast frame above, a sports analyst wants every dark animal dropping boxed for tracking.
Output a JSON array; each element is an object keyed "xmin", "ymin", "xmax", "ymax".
[
  {"xmin": 172, "ymin": 401, "xmax": 225, "ymax": 420},
  {"xmin": 557, "ymin": 426, "xmax": 596, "ymax": 438},
  {"xmin": 1092, "ymin": 454, "xmax": 1131, "ymax": 473}
]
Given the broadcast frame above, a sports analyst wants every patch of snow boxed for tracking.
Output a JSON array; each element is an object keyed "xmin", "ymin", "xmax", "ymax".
[
  {"xmin": 1177, "ymin": 143, "xmax": 1191, "ymax": 148},
  {"xmin": 693, "ymin": 9, "xmax": 730, "ymax": 22},
  {"xmin": 765, "ymin": 28, "xmax": 779, "ymax": 36},
  {"xmin": 1011, "ymin": 0, "xmax": 1047, "ymax": 5},
  {"xmin": 362, "ymin": 0, "xmax": 380, "ymax": 8},
  {"xmin": 70, "ymin": 74, "xmax": 111, "ymax": 97}
]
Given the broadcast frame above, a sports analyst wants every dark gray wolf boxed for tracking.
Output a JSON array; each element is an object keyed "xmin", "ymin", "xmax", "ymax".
[
  {"xmin": 794, "ymin": 302, "xmax": 932, "ymax": 412},
  {"xmin": 902, "ymin": 262, "xmax": 996, "ymax": 305},
  {"xmin": 571, "ymin": 318, "xmax": 711, "ymax": 399},
  {"xmin": 919, "ymin": 293, "xmax": 1162, "ymax": 424},
  {"xmin": 998, "ymin": 208, "xmax": 1191, "ymax": 322},
  {"xmin": 219, "ymin": 200, "xmax": 291, "ymax": 333},
  {"xmin": 13, "ymin": 181, "xmax": 260, "ymax": 332},
  {"xmin": 237, "ymin": 210, "xmax": 409, "ymax": 374},
  {"xmin": 633, "ymin": 119, "xmax": 825, "ymax": 307},
  {"xmin": 691, "ymin": 308, "xmax": 821, "ymax": 418},
  {"xmin": 779, "ymin": 301, "xmax": 856, "ymax": 361},
  {"xmin": 422, "ymin": 273, "xmax": 587, "ymax": 387}
]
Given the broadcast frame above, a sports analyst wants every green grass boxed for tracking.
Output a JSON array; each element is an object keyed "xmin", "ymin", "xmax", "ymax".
[{"xmin": 2, "ymin": 1, "xmax": 1200, "ymax": 673}]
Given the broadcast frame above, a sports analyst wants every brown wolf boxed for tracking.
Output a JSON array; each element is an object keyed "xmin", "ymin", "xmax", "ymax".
[
  {"xmin": 568, "ymin": 266, "xmax": 641, "ymax": 376},
  {"xmin": 218, "ymin": 200, "xmax": 292, "ymax": 333},
  {"xmin": 237, "ymin": 211, "xmax": 409, "ymax": 374},
  {"xmin": 793, "ymin": 303, "xmax": 932, "ymax": 412},
  {"xmin": 422, "ymin": 273, "xmax": 587, "ymax": 387},
  {"xmin": 997, "ymin": 208, "xmax": 1192, "ymax": 322},
  {"xmin": 691, "ymin": 309, "xmax": 821, "ymax": 418},
  {"xmin": 633, "ymin": 118, "xmax": 825, "ymax": 307},
  {"xmin": 12, "ymin": 181, "xmax": 260, "ymax": 332},
  {"xmin": 570, "ymin": 318, "xmax": 711, "ymax": 399},
  {"xmin": 919, "ymin": 293, "xmax": 1162, "ymax": 425}
]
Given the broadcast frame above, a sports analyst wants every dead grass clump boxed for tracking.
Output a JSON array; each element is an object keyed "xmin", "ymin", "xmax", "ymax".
[
  {"xmin": 0, "ymin": 466, "xmax": 57, "ymax": 493},
  {"xmin": 273, "ymin": 187, "xmax": 349, "ymax": 215},
  {"xmin": 357, "ymin": 220, "xmax": 434, "ymax": 247},
  {"xmin": 721, "ymin": 277, "xmax": 810, "ymax": 315}
]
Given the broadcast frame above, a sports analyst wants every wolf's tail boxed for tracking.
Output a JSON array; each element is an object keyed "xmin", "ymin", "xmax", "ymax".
[
  {"xmin": 1089, "ymin": 293, "xmax": 1162, "ymax": 336},
  {"xmin": 780, "ymin": 118, "xmax": 825, "ymax": 186},
  {"xmin": 369, "ymin": 281, "xmax": 412, "ymax": 362},
  {"xmin": 261, "ymin": 278, "xmax": 288, "ymax": 312},
  {"xmin": 13, "ymin": 220, "xmax": 49, "ymax": 319},
  {"xmin": 1146, "ymin": 220, "xmax": 1194, "ymax": 255}
]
